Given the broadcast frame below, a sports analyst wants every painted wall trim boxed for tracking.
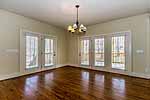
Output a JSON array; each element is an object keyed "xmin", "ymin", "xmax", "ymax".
[
  {"xmin": 0, "ymin": 64, "xmax": 150, "ymax": 81},
  {"xmin": 0, "ymin": 64, "xmax": 67, "ymax": 81},
  {"xmin": 66, "ymin": 64, "xmax": 150, "ymax": 79}
]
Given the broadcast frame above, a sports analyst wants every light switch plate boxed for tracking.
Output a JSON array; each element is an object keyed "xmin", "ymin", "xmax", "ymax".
[
  {"xmin": 5, "ymin": 49, "xmax": 19, "ymax": 53},
  {"xmin": 136, "ymin": 50, "xmax": 144, "ymax": 54}
]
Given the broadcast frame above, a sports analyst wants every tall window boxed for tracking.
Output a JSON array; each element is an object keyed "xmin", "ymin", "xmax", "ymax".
[
  {"xmin": 79, "ymin": 32, "xmax": 130, "ymax": 70},
  {"xmin": 80, "ymin": 39, "xmax": 90, "ymax": 66},
  {"xmin": 44, "ymin": 38, "xmax": 54, "ymax": 66},
  {"xmin": 94, "ymin": 38, "xmax": 104, "ymax": 66},
  {"xmin": 26, "ymin": 35, "xmax": 38, "ymax": 69},
  {"xmin": 111, "ymin": 36, "xmax": 125, "ymax": 70}
]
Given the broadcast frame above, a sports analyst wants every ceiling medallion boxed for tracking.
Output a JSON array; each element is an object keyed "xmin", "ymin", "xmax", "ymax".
[{"xmin": 68, "ymin": 5, "xmax": 87, "ymax": 35}]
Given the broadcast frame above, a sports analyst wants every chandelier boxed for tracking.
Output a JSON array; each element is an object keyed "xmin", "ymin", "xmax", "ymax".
[{"xmin": 67, "ymin": 5, "xmax": 87, "ymax": 35}]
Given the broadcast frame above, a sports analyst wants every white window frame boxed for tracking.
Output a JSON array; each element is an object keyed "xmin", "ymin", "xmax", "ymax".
[
  {"xmin": 78, "ymin": 31, "xmax": 132, "ymax": 71},
  {"xmin": 93, "ymin": 35, "xmax": 105, "ymax": 67},
  {"xmin": 42, "ymin": 34, "xmax": 57, "ymax": 68},
  {"xmin": 25, "ymin": 32, "xmax": 39, "ymax": 69},
  {"xmin": 78, "ymin": 36, "xmax": 91, "ymax": 67},
  {"xmin": 109, "ymin": 31, "xmax": 132, "ymax": 71},
  {"xmin": 20, "ymin": 29, "xmax": 57, "ymax": 73}
]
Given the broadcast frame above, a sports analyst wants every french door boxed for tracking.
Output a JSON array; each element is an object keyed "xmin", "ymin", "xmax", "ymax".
[
  {"xmin": 111, "ymin": 32, "xmax": 131, "ymax": 70},
  {"xmin": 25, "ymin": 32, "xmax": 39, "ymax": 69},
  {"xmin": 79, "ymin": 37, "xmax": 91, "ymax": 66},
  {"xmin": 20, "ymin": 30, "xmax": 57, "ymax": 73},
  {"xmin": 93, "ymin": 36, "xmax": 105, "ymax": 67},
  {"xmin": 79, "ymin": 36, "xmax": 105, "ymax": 67},
  {"xmin": 79, "ymin": 32, "xmax": 131, "ymax": 71},
  {"xmin": 111, "ymin": 35, "xmax": 125, "ymax": 70},
  {"xmin": 42, "ymin": 35, "xmax": 56, "ymax": 68}
]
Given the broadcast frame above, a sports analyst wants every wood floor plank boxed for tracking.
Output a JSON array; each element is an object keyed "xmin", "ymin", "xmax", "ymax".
[{"xmin": 0, "ymin": 66, "xmax": 149, "ymax": 100}]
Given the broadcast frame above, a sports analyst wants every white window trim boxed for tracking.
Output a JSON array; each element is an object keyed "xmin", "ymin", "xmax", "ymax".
[
  {"xmin": 92, "ymin": 35, "xmax": 105, "ymax": 67},
  {"xmin": 20, "ymin": 29, "xmax": 57, "ymax": 73},
  {"xmin": 42, "ymin": 34, "xmax": 57, "ymax": 68},
  {"xmin": 78, "ymin": 31, "xmax": 132, "ymax": 72},
  {"xmin": 78, "ymin": 36, "xmax": 92, "ymax": 67}
]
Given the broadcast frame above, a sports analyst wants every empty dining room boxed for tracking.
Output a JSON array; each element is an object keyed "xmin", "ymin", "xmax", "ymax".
[{"xmin": 0, "ymin": 0, "xmax": 150, "ymax": 100}]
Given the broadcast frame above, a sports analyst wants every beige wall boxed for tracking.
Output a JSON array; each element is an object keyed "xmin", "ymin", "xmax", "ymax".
[
  {"xmin": 0, "ymin": 9, "xmax": 67, "ymax": 76},
  {"xmin": 0, "ymin": 8, "xmax": 150, "ymax": 77},
  {"xmin": 67, "ymin": 13, "xmax": 150, "ymax": 74}
]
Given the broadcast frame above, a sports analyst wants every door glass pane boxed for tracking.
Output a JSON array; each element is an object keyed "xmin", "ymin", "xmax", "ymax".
[
  {"xmin": 112, "ymin": 36, "xmax": 125, "ymax": 70},
  {"xmin": 94, "ymin": 38, "xmax": 104, "ymax": 66},
  {"xmin": 44, "ymin": 38, "xmax": 54, "ymax": 66},
  {"xmin": 80, "ymin": 39, "xmax": 90, "ymax": 65},
  {"xmin": 26, "ymin": 36, "xmax": 38, "ymax": 69}
]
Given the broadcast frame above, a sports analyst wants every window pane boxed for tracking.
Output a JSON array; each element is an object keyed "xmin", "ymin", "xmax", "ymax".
[
  {"xmin": 112, "ymin": 36, "xmax": 125, "ymax": 70},
  {"xmin": 44, "ymin": 39, "xmax": 54, "ymax": 66},
  {"xmin": 80, "ymin": 39, "xmax": 90, "ymax": 65},
  {"xmin": 26, "ymin": 36, "xmax": 38, "ymax": 69},
  {"xmin": 94, "ymin": 38, "xmax": 104, "ymax": 66}
]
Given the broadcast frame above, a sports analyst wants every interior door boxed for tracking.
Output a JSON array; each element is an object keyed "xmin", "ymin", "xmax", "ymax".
[
  {"xmin": 42, "ymin": 35, "xmax": 56, "ymax": 68},
  {"xmin": 79, "ymin": 37, "xmax": 91, "ymax": 67}
]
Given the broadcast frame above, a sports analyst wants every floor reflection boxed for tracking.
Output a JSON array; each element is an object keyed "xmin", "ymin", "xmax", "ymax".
[
  {"xmin": 111, "ymin": 76, "xmax": 126, "ymax": 99},
  {"xmin": 24, "ymin": 75, "xmax": 39, "ymax": 96},
  {"xmin": 44, "ymin": 72, "xmax": 54, "ymax": 85},
  {"xmin": 0, "ymin": 67, "xmax": 149, "ymax": 100},
  {"xmin": 81, "ymin": 71, "xmax": 89, "ymax": 92},
  {"xmin": 95, "ymin": 73, "xmax": 104, "ymax": 84},
  {"xmin": 81, "ymin": 71, "xmax": 89, "ymax": 80},
  {"xmin": 81, "ymin": 70, "xmax": 106, "ymax": 96},
  {"xmin": 112, "ymin": 77, "xmax": 125, "ymax": 91}
]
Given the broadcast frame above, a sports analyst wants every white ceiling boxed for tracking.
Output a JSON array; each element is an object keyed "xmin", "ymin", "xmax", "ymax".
[{"xmin": 0, "ymin": 0, "xmax": 149, "ymax": 29}]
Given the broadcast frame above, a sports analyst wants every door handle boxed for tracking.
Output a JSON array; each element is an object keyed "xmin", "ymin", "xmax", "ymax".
[
  {"xmin": 79, "ymin": 52, "xmax": 81, "ymax": 56},
  {"xmin": 53, "ymin": 52, "xmax": 56, "ymax": 56}
]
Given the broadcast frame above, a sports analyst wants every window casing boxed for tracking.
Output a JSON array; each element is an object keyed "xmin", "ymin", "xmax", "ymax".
[
  {"xmin": 20, "ymin": 30, "xmax": 57, "ymax": 72},
  {"xmin": 78, "ymin": 31, "xmax": 131, "ymax": 71}
]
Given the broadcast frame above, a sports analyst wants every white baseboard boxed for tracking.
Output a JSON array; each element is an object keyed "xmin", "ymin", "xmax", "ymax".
[
  {"xmin": 0, "ymin": 64, "xmax": 67, "ymax": 81},
  {"xmin": 0, "ymin": 72, "xmax": 20, "ymax": 81},
  {"xmin": 0, "ymin": 64, "xmax": 149, "ymax": 81},
  {"xmin": 66, "ymin": 64, "xmax": 150, "ymax": 79}
]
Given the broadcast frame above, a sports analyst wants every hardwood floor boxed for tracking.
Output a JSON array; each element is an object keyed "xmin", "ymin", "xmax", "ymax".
[{"xmin": 0, "ymin": 66, "xmax": 150, "ymax": 100}]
